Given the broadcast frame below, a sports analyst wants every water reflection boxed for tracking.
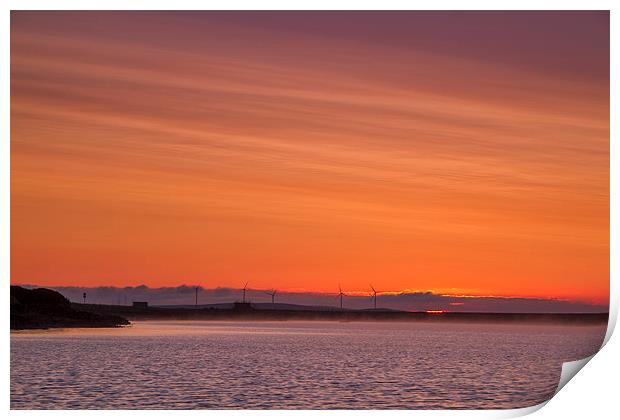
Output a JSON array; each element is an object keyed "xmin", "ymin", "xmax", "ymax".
[{"xmin": 11, "ymin": 320, "xmax": 606, "ymax": 409}]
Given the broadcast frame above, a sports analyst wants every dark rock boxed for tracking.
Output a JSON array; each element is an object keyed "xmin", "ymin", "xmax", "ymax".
[{"xmin": 10, "ymin": 286, "xmax": 130, "ymax": 330}]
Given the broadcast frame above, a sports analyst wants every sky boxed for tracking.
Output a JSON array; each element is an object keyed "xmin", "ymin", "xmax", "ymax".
[{"xmin": 10, "ymin": 12, "xmax": 609, "ymax": 310}]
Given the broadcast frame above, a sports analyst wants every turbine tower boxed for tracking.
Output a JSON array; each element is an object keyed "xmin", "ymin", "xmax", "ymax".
[
  {"xmin": 195, "ymin": 287, "xmax": 198, "ymax": 307},
  {"xmin": 242, "ymin": 281, "xmax": 249, "ymax": 303},
  {"xmin": 337, "ymin": 285, "xmax": 346, "ymax": 310},
  {"xmin": 265, "ymin": 289, "xmax": 277, "ymax": 304},
  {"xmin": 370, "ymin": 284, "xmax": 377, "ymax": 310}
]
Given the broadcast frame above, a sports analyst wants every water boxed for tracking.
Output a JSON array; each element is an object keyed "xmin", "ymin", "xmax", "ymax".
[{"xmin": 11, "ymin": 320, "xmax": 606, "ymax": 409}]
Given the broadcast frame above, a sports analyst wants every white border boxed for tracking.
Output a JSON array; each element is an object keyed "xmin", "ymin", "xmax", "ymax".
[{"xmin": 2, "ymin": 2, "xmax": 617, "ymax": 419}]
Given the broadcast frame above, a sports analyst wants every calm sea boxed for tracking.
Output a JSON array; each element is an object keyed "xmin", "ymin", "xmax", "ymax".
[{"xmin": 10, "ymin": 320, "xmax": 606, "ymax": 409}]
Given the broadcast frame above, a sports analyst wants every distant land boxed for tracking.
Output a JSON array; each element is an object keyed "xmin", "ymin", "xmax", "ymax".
[
  {"xmin": 73, "ymin": 301, "xmax": 608, "ymax": 325},
  {"xmin": 10, "ymin": 286, "xmax": 129, "ymax": 330},
  {"xmin": 14, "ymin": 284, "xmax": 609, "ymax": 314},
  {"xmin": 10, "ymin": 286, "xmax": 608, "ymax": 330}
]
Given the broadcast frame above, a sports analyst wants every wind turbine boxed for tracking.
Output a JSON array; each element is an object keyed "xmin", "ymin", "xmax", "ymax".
[
  {"xmin": 370, "ymin": 284, "xmax": 378, "ymax": 310},
  {"xmin": 265, "ymin": 289, "xmax": 277, "ymax": 305},
  {"xmin": 337, "ymin": 285, "xmax": 346, "ymax": 310},
  {"xmin": 242, "ymin": 281, "xmax": 249, "ymax": 303}
]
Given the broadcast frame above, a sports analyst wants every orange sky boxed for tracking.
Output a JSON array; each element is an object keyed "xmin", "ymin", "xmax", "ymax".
[{"xmin": 10, "ymin": 12, "xmax": 609, "ymax": 304}]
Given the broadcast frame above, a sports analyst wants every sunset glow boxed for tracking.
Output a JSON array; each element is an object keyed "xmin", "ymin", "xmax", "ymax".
[{"xmin": 10, "ymin": 12, "xmax": 609, "ymax": 306}]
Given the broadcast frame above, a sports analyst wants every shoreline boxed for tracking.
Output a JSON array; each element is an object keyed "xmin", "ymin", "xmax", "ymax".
[{"xmin": 73, "ymin": 302, "xmax": 608, "ymax": 325}]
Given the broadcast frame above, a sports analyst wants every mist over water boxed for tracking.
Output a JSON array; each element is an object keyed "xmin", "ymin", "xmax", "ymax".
[{"xmin": 11, "ymin": 320, "xmax": 606, "ymax": 409}]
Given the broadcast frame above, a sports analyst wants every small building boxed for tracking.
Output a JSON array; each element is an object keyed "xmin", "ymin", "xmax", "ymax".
[{"xmin": 132, "ymin": 301, "xmax": 148, "ymax": 308}]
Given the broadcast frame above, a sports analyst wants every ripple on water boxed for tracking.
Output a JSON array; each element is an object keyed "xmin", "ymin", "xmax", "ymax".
[{"xmin": 10, "ymin": 320, "xmax": 606, "ymax": 409}]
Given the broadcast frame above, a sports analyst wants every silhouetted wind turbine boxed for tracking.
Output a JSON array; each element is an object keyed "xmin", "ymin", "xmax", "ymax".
[
  {"xmin": 242, "ymin": 282, "xmax": 249, "ymax": 303},
  {"xmin": 265, "ymin": 289, "xmax": 277, "ymax": 304},
  {"xmin": 370, "ymin": 284, "xmax": 378, "ymax": 310},
  {"xmin": 195, "ymin": 287, "xmax": 199, "ymax": 307},
  {"xmin": 337, "ymin": 285, "xmax": 346, "ymax": 310}
]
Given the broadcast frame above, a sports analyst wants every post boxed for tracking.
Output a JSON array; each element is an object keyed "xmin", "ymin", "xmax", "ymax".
[
  {"xmin": 195, "ymin": 287, "xmax": 198, "ymax": 307},
  {"xmin": 83, "ymin": 292, "xmax": 86, "ymax": 304}
]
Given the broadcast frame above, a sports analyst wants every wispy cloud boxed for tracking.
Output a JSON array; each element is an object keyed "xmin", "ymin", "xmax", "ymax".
[{"xmin": 11, "ymin": 12, "xmax": 609, "ymax": 303}]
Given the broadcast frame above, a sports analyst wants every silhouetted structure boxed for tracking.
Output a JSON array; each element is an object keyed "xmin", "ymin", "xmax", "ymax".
[
  {"xmin": 242, "ymin": 282, "xmax": 249, "ymax": 303},
  {"xmin": 265, "ymin": 289, "xmax": 277, "ymax": 304},
  {"xmin": 132, "ymin": 301, "xmax": 148, "ymax": 308},
  {"xmin": 337, "ymin": 285, "xmax": 346, "ymax": 309},
  {"xmin": 370, "ymin": 284, "xmax": 377, "ymax": 310}
]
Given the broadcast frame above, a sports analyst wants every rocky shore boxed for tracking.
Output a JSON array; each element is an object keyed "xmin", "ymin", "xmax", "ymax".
[{"xmin": 10, "ymin": 286, "xmax": 130, "ymax": 330}]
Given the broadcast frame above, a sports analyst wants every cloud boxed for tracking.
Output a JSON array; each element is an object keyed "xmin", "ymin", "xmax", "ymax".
[
  {"xmin": 10, "ymin": 12, "xmax": 609, "ymax": 302},
  {"xmin": 18, "ymin": 284, "xmax": 607, "ymax": 314}
]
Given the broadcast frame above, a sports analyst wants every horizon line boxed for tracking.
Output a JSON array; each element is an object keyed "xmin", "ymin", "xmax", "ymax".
[{"xmin": 11, "ymin": 282, "xmax": 608, "ymax": 306}]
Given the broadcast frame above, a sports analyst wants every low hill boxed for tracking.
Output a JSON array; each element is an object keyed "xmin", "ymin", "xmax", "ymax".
[
  {"xmin": 10, "ymin": 286, "xmax": 130, "ymax": 330},
  {"xmin": 157, "ymin": 302, "xmax": 368, "ymax": 312},
  {"xmin": 71, "ymin": 300, "xmax": 608, "ymax": 324}
]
